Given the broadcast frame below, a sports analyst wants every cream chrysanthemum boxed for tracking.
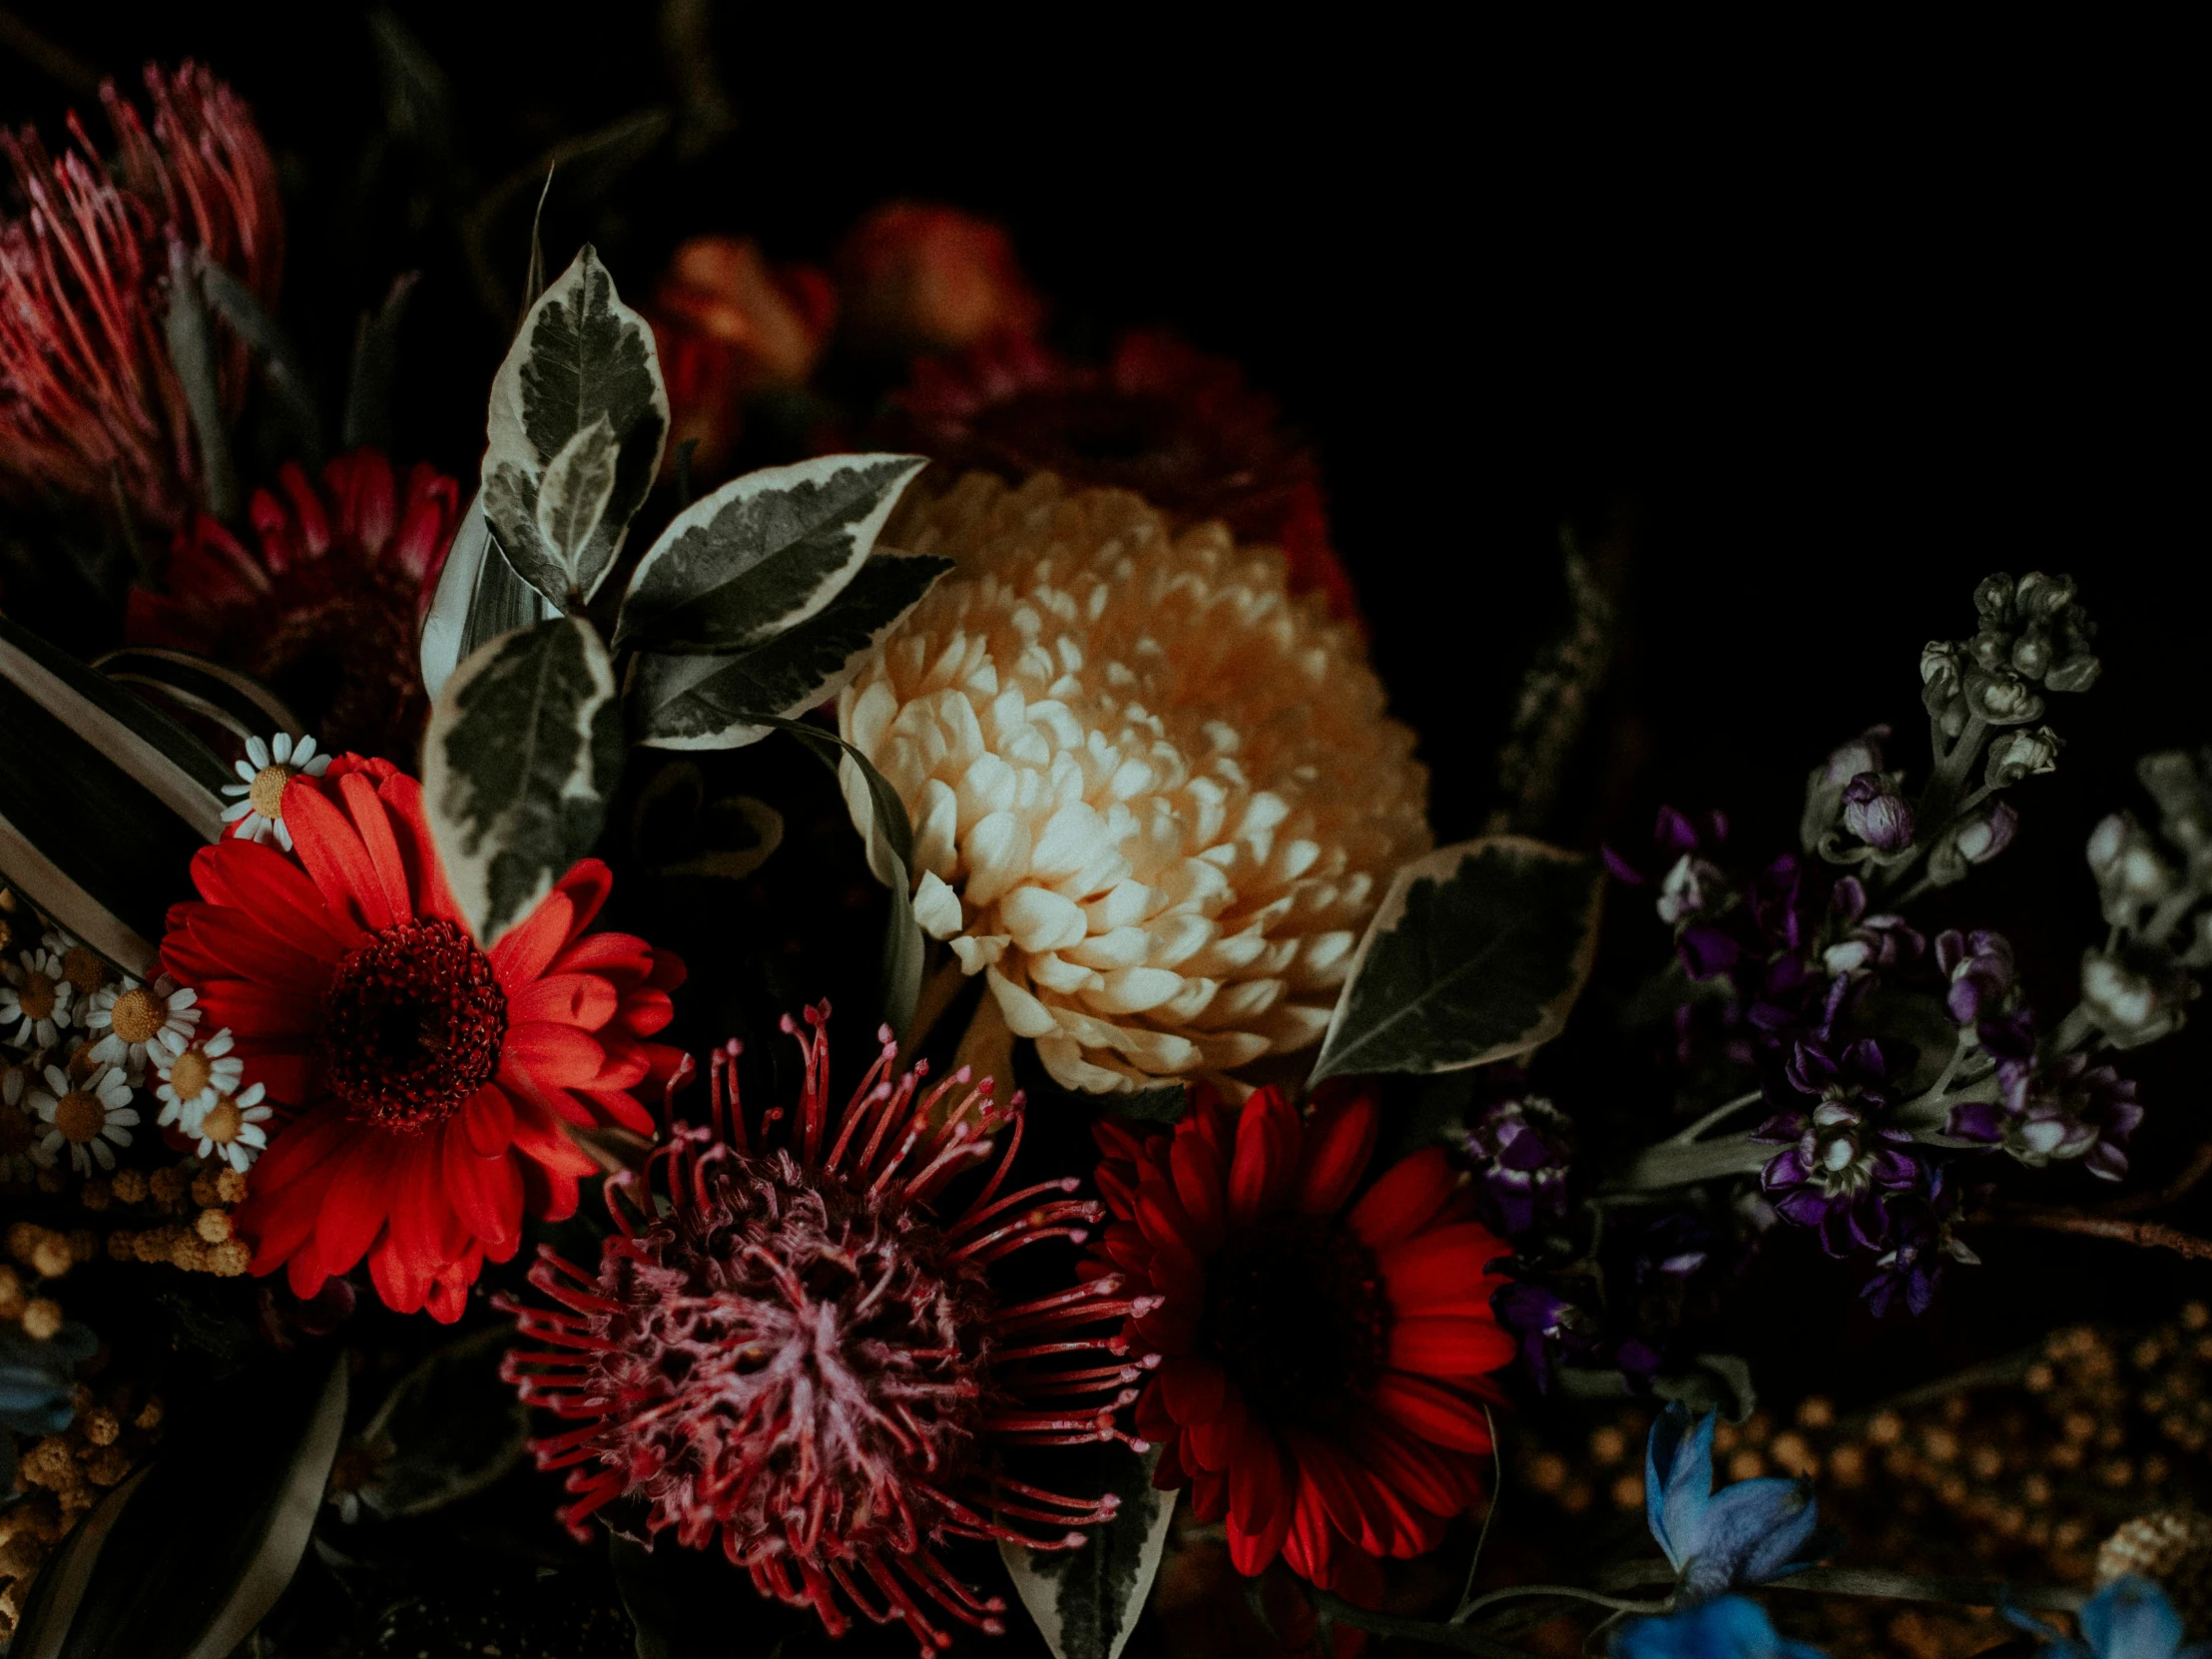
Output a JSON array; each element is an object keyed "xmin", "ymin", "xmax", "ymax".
[{"xmin": 837, "ymin": 471, "xmax": 1428, "ymax": 1094}]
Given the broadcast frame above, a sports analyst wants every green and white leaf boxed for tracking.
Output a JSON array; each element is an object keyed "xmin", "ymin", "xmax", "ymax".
[
  {"xmin": 629, "ymin": 551, "xmax": 950, "ymax": 750},
  {"xmin": 613, "ymin": 453, "xmax": 927, "ymax": 651},
  {"xmin": 7, "ymin": 1349, "xmax": 345, "ymax": 1659},
  {"xmin": 480, "ymin": 245, "xmax": 667, "ymax": 608},
  {"xmin": 1310, "ymin": 835, "xmax": 1605, "ymax": 1084},
  {"xmin": 418, "ymin": 493, "xmax": 559, "ymax": 703},
  {"xmin": 423, "ymin": 617, "xmax": 624, "ymax": 947},
  {"xmin": 1, "ymin": 617, "xmax": 229, "ymax": 977},
  {"xmin": 1000, "ymin": 1444, "xmax": 1175, "ymax": 1659}
]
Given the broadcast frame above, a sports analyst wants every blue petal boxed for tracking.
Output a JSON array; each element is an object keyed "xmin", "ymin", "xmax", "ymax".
[
  {"xmin": 1646, "ymin": 1404, "xmax": 1717, "ymax": 1569},
  {"xmin": 1677, "ymin": 1478, "xmax": 1820, "ymax": 1597},
  {"xmin": 1610, "ymin": 1594, "xmax": 1832, "ymax": 1658},
  {"xmin": 2083, "ymin": 1576, "xmax": 2189, "ymax": 1659}
]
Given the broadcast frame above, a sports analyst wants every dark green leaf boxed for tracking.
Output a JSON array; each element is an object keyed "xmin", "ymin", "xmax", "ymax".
[
  {"xmin": 418, "ymin": 496, "xmax": 561, "ymax": 702},
  {"xmin": 1652, "ymin": 1353, "xmax": 1758, "ymax": 1424},
  {"xmin": 480, "ymin": 246, "xmax": 668, "ymax": 607},
  {"xmin": 999, "ymin": 1442, "xmax": 1175, "ymax": 1659},
  {"xmin": 536, "ymin": 414, "xmax": 622, "ymax": 573},
  {"xmin": 0, "ymin": 616, "xmax": 227, "ymax": 975},
  {"xmin": 423, "ymin": 616, "xmax": 624, "ymax": 946},
  {"xmin": 93, "ymin": 646, "xmax": 303, "ymax": 746},
  {"xmin": 629, "ymin": 552, "xmax": 950, "ymax": 750},
  {"xmin": 609, "ymin": 1531, "xmax": 801, "ymax": 1659},
  {"xmin": 356, "ymin": 1327, "xmax": 530, "ymax": 1518},
  {"xmin": 198, "ymin": 261, "xmax": 323, "ymax": 463},
  {"xmin": 161, "ymin": 242, "xmax": 236, "ymax": 523},
  {"xmin": 1311, "ymin": 836, "xmax": 1605, "ymax": 1084},
  {"xmin": 614, "ymin": 454, "xmax": 925, "ymax": 651},
  {"xmin": 10, "ymin": 1348, "xmax": 346, "ymax": 1659},
  {"xmin": 343, "ymin": 270, "xmax": 420, "ymax": 452}
]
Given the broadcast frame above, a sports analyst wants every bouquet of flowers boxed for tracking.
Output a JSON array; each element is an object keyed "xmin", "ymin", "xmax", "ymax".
[{"xmin": 0, "ymin": 27, "xmax": 2206, "ymax": 1659}]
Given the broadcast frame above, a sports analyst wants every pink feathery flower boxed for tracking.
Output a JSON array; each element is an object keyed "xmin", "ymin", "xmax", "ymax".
[
  {"xmin": 0, "ymin": 62, "xmax": 282, "ymax": 529},
  {"xmin": 501, "ymin": 1005, "xmax": 1154, "ymax": 1652}
]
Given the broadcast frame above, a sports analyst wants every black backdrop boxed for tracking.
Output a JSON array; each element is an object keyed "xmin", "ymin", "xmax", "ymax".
[{"xmin": 6, "ymin": 0, "xmax": 2208, "ymax": 1421}]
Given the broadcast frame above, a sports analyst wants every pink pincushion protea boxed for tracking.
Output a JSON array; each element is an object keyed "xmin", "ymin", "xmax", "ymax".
[{"xmin": 501, "ymin": 1007, "xmax": 1156, "ymax": 1651}]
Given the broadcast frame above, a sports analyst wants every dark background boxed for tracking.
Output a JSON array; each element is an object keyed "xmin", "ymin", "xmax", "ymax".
[{"xmin": 4, "ymin": 6, "xmax": 2208, "ymax": 1644}]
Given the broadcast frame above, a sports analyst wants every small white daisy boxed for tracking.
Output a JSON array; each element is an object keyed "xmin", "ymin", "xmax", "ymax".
[
  {"xmin": 40, "ymin": 927, "xmax": 111, "ymax": 1000},
  {"xmin": 221, "ymin": 731, "xmax": 331, "ymax": 851},
  {"xmin": 155, "ymin": 1026, "xmax": 248, "ymax": 1134},
  {"xmin": 0, "ymin": 947, "xmax": 76, "ymax": 1048},
  {"xmin": 29, "ymin": 1061, "xmax": 139, "ymax": 1174},
  {"xmin": 188, "ymin": 1083, "xmax": 271, "ymax": 1173},
  {"xmin": 85, "ymin": 973, "xmax": 202, "ymax": 1081}
]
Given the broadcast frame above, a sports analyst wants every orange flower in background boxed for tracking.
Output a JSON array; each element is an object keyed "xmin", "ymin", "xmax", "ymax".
[
  {"xmin": 1087, "ymin": 1085, "xmax": 1512, "ymax": 1597},
  {"xmin": 648, "ymin": 236, "xmax": 836, "ymax": 478},
  {"xmin": 160, "ymin": 756, "xmax": 685, "ymax": 1322},
  {"xmin": 127, "ymin": 449, "xmax": 463, "ymax": 757},
  {"xmin": 0, "ymin": 62, "xmax": 282, "ymax": 529},
  {"xmin": 835, "ymin": 201, "xmax": 1044, "ymax": 353},
  {"xmin": 881, "ymin": 328, "xmax": 1362, "ymax": 624}
]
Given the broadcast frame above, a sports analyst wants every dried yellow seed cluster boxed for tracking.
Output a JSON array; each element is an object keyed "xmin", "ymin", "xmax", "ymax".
[
  {"xmin": 0, "ymin": 1384, "xmax": 163, "ymax": 1638},
  {"xmin": 80, "ymin": 1159, "xmax": 251, "ymax": 1276}
]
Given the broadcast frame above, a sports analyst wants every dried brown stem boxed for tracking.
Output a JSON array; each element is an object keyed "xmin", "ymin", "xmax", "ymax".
[
  {"xmin": 1979, "ymin": 1206, "xmax": 2212, "ymax": 1262},
  {"xmin": 2102, "ymin": 1140, "xmax": 2212, "ymax": 1217}
]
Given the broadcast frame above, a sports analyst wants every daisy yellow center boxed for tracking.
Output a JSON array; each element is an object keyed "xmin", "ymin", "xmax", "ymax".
[
  {"xmin": 200, "ymin": 1100, "xmax": 244, "ymax": 1144},
  {"xmin": 249, "ymin": 764, "xmax": 294, "ymax": 821},
  {"xmin": 62, "ymin": 946, "xmax": 105, "ymax": 996},
  {"xmin": 0, "ymin": 1107, "xmax": 30, "ymax": 1157},
  {"xmin": 168, "ymin": 1050, "xmax": 214, "ymax": 1099},
  {"xmin": 67, "ymin": 1044, "xmax": 103, "ymax": 1083},
  {"xmin": 54, "ymin": 1089, "xmax": 106, "ymax": 1144},
  {"xmin": 19, "ymin": 972, "xmax": 56, "ymax": 1022},
  {"xmin": 110, "ymin": 986, "xmax": 165, "ymax": 1045}
]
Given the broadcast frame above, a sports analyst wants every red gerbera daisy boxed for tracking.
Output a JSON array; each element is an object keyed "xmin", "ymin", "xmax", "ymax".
[
  {"xmin": 159, "ymin": 755, "xmax": 684, "ymax": 1322},
  {"xmin": 1087, "ymin": 1083, "xmax": 1512, "ymax": 1596},
  {"xmin": 879, "ymin": 329, "xmax": 1361, "ymax": 625},
  {"xmin": 503, "ymin": 1010, "xmax": 1149, "ymax": 1651},
  {"xmin": 127, "ymin": 448, "xmax": 463, "ymax": 756}
]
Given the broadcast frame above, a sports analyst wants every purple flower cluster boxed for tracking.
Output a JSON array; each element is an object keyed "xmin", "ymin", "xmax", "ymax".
[
  {"xmin": 1462, "ymin": 1094, "xmax": 1576, "ymax": 1236},
  {"xmin": 1861, "ymin": 1164, "xmax": 1979, "ymax": 1319},
  {"xmin": 1754, "ymin": 1038, "xmax": 1923, "ymax": 1256},
  {"xmin": 1951, "ymin": 1052, "xmax": 2144, "ymax": 1179}
]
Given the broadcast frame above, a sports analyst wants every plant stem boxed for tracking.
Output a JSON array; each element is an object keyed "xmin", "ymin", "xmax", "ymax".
[
  {"xmin": 1974, "ymin": 1207, "xmax": 2212, "ymax": 1263},
  {"xmin": 2103, "ymin": 1141, "xmax": 2212, "ymax": 1217},
  {"xmin": 1611, "ymin": 1135, "xmax": 1774, "ymax": 1193},
  {"xmin": 1665, "ymin": 1089, "xmax": 1767, "ymax": 1147},
  {"xmin": 1772, "ymin": 1566, "xmax": 2083, "ymax": 1612},
  {"xmin": 1310, "ymin": 1594, "xmax": 1544, "ymax": 1657},
  {"xmin": 1455, "ymin": 1583, "xmax": 1674, "ymax": 1620}
]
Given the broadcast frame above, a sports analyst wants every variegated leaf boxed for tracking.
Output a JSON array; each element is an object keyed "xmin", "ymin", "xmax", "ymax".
[
  {"xmin": 613, "ymin": 453, "xmax": 927, "ymax": 651},
  {"xmin": 534, "ymin": 414, "xmax": 620, "ymax": 575},
  {"xmin": 480, "ymin": 246, "xmax": 667, "ymax": 608},
  {"xmin": 1310, "ymin": 836, "xmax": 1605, "ymax": 1083},
  {"xmin": 1000, "ymin": 1444, "xmax": 1176, "ymax": 1659},
  {"xmin": 629, "ymin": 551, "xmax": 949, "ymax": 750},
  {"xmin": 418, "ymin": 493, "xmax": 558, "ymax": 703},
  {"xmin": 423, "ymin": 617, "xmax": 624, "ymax": 946}
]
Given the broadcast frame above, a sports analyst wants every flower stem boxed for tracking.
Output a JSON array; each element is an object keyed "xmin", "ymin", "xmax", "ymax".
[
  {"xmin": 1611, "ymin": 1135, "xmax": 1773, "ymax": 1192},
  {"xmin": 1972, "ymin": 1207, "xmax": 2212, "ymax": 1263},
  {"xmin": 1664, "ymin": 1089, "xmax": 1767, "ymax": 1147},
  {"xmin": 1309, "ymin": 1593, "xmax": 1545, "ymax": 1657},
  {"xmin": 1771, "ymin": 1566, "xmax": 2083, "ymax": 1612},
  {"xmin": 1453, "ymin": 1583, "xmax": 1674, "ymax": 1620}
]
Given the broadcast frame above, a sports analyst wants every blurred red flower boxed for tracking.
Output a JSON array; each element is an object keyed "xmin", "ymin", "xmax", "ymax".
[
  {"xmin": 1088, "ymin": 1084, "xmax": 1512, "ymax": 1595},
  {"xmin": 126, "ymin": 449, "xmax": 462, "ymax": 757},
  {"xmin": 884, "ymin": 329, "xmax": 1361, "ymax": 624},
  {"xmin": 648, "ymin": 236, "xmax": 836, "ymax": 479},
  {"xmin": 0, "ymin": 62, "xmax": 282, "ymax": 529},
  {"xmin": 835, "ymin": 201, "xmax": 1043, "ymax": 353},
  {"xmin": 162, "ymin": 755, "xmax": 685, "ymax": 1322}
]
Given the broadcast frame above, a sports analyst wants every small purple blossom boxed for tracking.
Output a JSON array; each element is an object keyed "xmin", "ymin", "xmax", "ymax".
[
  {"xmin": 1842, "ymin": 774, "xmax": 1915, "ymax": 852},
  {"xmin": 1861, "ymin": 1164, "xmax": 1979, "ymax": 1319},
  {"xmin": 1822, "ymin": 877, "xmax": 1926, "ymax": 979},
  {"xmin": 1952, "ymin": 1051, "xmax": 2144, "ymax": 1179},
  {"xmin": 1755, "ymin": 1038, "xmax": 1922, "ymax": 1255},
  {"xmin": 1936, "ymin": 928, "xmax": 2017, "ymax": 1026},
  {"xmin": 1463, "ymin": 1095, "xmax": 1576, "ymax": 1236}
]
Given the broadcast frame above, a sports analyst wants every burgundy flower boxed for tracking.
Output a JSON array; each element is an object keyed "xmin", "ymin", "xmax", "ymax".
[
  {"xmin": 127, "ymin": 449, "xmax": 462, "ymax": 756},
  {"xmin": 835, "ymin": 202, "xmax": 1044, "ymax": 354},
  {"xmin": 1754, "ymin": 1038, "xmax": 1921, "ymax": 1255},
  {"xmin": 880, "ymin": 329, "xmax": 1360, "ymax": 623},
  {"xmin": 0, "ymin": 62, "xmax": 280, "ymax": 529},
  {"xmin": 502, "ymin": 1010, "xmax": 1145, "ymax": 1650}
]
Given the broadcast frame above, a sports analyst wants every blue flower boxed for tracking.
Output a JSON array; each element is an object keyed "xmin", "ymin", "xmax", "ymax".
[
  {"xmin": 2011, "ymin": 1575, "xmax": 2210, "ymax": 1659},
  {"xmin": 1611, "ymin": 1595, "xmax": 1829, "ymax": 1658},
  {"xmin": 1646, "ymin": 1404, "xmax": 1826, "ymax": 1601}
]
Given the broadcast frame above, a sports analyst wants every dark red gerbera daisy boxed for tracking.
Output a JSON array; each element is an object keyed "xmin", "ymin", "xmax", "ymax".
[
  {"xmin": 160, "ymin": 754, "xmax": 684, "ymax": 1322},
  {"xmin": 127, "ymin": 448, "xmax": 462, "ymax": 756},
  {"xmin": 880, "ymin": 329, "xmax": 1360, "ymax": 624},
  {"xmin": 503, "ymin": 1010, "xmax": 1151, "ymax": 1651},
  {"xmin": 1087, "ymin": 1083, "xmax": 1512, "ymax": 1595}
]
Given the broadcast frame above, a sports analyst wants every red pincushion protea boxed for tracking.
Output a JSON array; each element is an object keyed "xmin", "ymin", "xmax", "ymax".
[
  {"xmin": 127, "ymin": 449, "xmax": 462, "ymax": 756},
  {"xmin": 880, "ymin": 329, "xmax": 1360, "ymax": 624},
  {"xmin": 1087, "ymin": 1084, "xmax": 1512, "ymax": 1595},
  {"xmin": 502, "ymin": 1009, "xmax": 1154, "ymax": 1651},
  {"xmin": 0, "ymin": 63, "xmax": 281, "ymax": 528},
  {"xmin": 160, "ymin": 755, "xmax": 684, "ymax": 1322}
]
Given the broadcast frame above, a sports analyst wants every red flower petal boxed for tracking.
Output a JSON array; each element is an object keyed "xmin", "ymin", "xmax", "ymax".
[
  {"xmin": 1295, "ymin": 1083, "xmax": 1379, "ymax": 1217},
  {"xmin": 1227, "ymin": 1086, "xmax": 1301, "ymax": 1227},
  {"xmin": 505, "ymin": 1021, "xmax": 613, "ymax": 1089},
  {"xmin": 181, "ymin": 837, "xmax": 357, "ymax": 959},
  {"xmin": 1347, "ymin": 1149, "xmax": 1457, "ymax": 1250},
  {"xmin": 1368, "ymin": 1374, "xmax": 1496, "ymax": 1454},
  {"xmin": 335, "ymin": 771, "xmax": 416, "ymax": 926},
  {"xmin": 1387, "ymin": 1317, "xmax": 1517, "ymax": 1381},
  {"xmin": 491, "ymin": 889, "xmax": 576, "ymax": 992},
  {"xmin": 1169, "ymin": 1128, "xmax": 1228, "ymax": 1255},
  {"xmin": 1379, "ymin": 1223, "xmax": 1510, "ymax": 1315},
  {"xmin": 463, "ymin": 1084, "xmax": 516, "ymax": 1157},
  {"xmin": 175, "ymin": 904, "xmax": 335, "ymax": 996},
  {"xmin": 284, "ymin": 780, "xmax": 393, "ymax": 933},
  {"xmin": 1226, "ymin": 1418, "xmax": 1295, "ymax": 1575},
  {"xmin": 1350, "ymin": 1416, "xmax": 1474, "ymax": 1522},
  {"xmin": 1157, "ymin": 1354, "xmax": 1228, "ymax": 1426},
  {"xmin": 311, "ymin": 1133, "xmax": 401, "ymax": 1275},
  {"xmin": 444, "ymin": 1123, "xmax": 524, "ymax": 1252}
]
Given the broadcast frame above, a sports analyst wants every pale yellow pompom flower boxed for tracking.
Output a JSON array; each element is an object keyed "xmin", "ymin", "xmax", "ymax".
[{"xmin": 837, "ymin": 471, "xmax": 1430, "ymax": 1095}]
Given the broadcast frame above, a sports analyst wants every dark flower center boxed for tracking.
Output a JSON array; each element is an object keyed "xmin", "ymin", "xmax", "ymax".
[
  {"xmin": 1206, "ymin": 1219, "xmax": 1391, "ymax": 1426},
  {"xmin": 320, "ymin": 919, "xmax": 505, "ymax": 1130},
  {"xmin": 246, "ymin": 555, "xmax": 429, "ymax": 758}
]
